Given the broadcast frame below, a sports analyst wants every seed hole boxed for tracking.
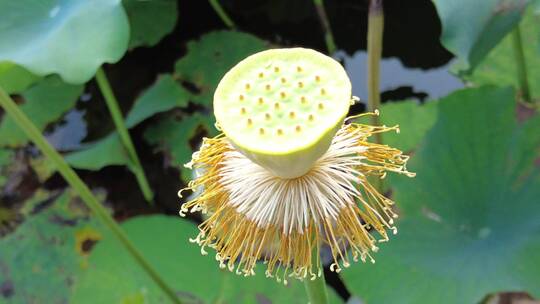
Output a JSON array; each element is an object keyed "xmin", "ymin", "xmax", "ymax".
[
  {"xmin": 295, "ymin": 125, "xmax": 302, "ymax": 132},
  {"xmin": 241, "ymin": 107, "xmax": 247, "ymax": 114},
  {"xmin": 289, "ymin": 111, "xmax": 295, "ymax": 119},
  {"xmin": 274, "ymin": 102, "xmax": 280, "ymax": 110},
  {"xmin": 318, "ymin": 103, "xmax": 324, "ymax": 110},
  {"xmin": 265, "ymin": 84, "xmax": 271, "ymax": 91},
  {"xmin": 258, "ymin": 97, "xmax": 264, "ymax": 105},
  {"xmin": 245, "ymin": 83, "xmax": 251, "ymax": 90},
  {"xmin": 277, "ymin": 128, "xmax": 284, "ymax": 135},
  {"xmin": 301, "ymin": 96, "xmax": 307, "ymax": 104},
  {"xmin": 259, "ymin": 128, "xmax": 265, "ymax": 135},
  {"xmin": 274, "ymin": 66, "xmax": 280, "ymax": 73},
  {"xmin": 239, "ymin": 94, "xmax": 244, "ymax": 101},
  {"xmin": 296, "ymin": 66, "xmax": 303, "ymax": 72},
  {"xmin": 281, "ymin": 77, "xmax": 286, "ymax": 84},
  {"xmin": 247, "ymin": 118, "xmax": 253, "ymax": 126},
  {"xmin": 308, "ymin": 114, "xmax": 314, "ymax": 121},
  {"xmin": 298, "ymin": 81, "xmax": 304, "ymax": 88},
  {"xmin": 320, "ymin": 88, "xmax": 326, "ymax": 95},
  {"xmin": 265, "ymin": 113, "xmax": 271, "ymax": 120},
  {"xmin": 258, "ymin": 72, "xmax": 264, "ymax": 78},
  {"xmin": 315, "ymin": 75, "xmax": 321, "ymax": 82},
  {"xmin": 280, "ymin": 92, "xmax": 286, "ymax": 99}
]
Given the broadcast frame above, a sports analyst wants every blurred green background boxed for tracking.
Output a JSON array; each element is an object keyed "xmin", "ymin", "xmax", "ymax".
[{"xmin": 0, "ymin": 0, "xmax": 539, "ymax": 303}]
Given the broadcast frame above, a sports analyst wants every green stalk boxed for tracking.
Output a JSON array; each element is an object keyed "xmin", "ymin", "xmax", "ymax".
[
  {"xmin": 367, "ymin": 0, "xmax": 384, "ymax": 145},
  {"xmin": 313, "ymin": 0, "xmax": 337, "ymax": 54},
  {"xmin": 368, "ymin": 0, "xmax": 384, "ymax": 193},
  {"xmin": 0, "ymin": 87, "xmax": 181, "ymax": 304},
  {"xmin": 511, "ymin": 24, "xmax": 531, "ymax": 103},
  {"xmin": 303, "ymin": 249, "xmax": 329, "ymax": 304},
  {"xmin": 95, "ymin": 68, "xmax": 154, "ymax": 204},
  {"xmin": 209, "ymin": 0, "xmax": 236, "ymax": 29}
]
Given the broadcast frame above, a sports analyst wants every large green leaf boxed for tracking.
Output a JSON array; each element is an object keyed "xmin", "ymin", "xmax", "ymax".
[
  {"xmin": 123, "ymin": 0, "xmax": 178, "ymax": 49},
  {"xmin": 174, "ymin": 31, "xmax": 268, "ymax": 106},
  {"xmin": 357, "ymin": 100, "xmax": 438, "ymax": 152},
  {"xmin": 0, "ymin": 62, "xmax": 39, "ymax": 94},
  {"xmin": 71, "ymin": 215, "xmax": 342, "ymax": 303},
  {"xmin": 64, "ymin": 75, "xmax": 191, "ymax": 173},
  {"xmin": 433, "ymin": 0, "xmax": 529, "ymax": 71},
  {"xmin": 143, "ymin": 113, "xmax": 217, "ymax": 181},
  {"xmin": 0, "ymin": 190, "xmax": 105, "ymax": 303},
  {"xmin": 125, "ymin": 74, "xmax": 190, "ymax": 128},
  {"xmin": 0, "ymin": 148, "xmax": 12, "ymax": 168},
  {"xmin": 341, "ymin": 86, "xmax": 540, "ymax": 303},
  {"xmin": 65, "ymin": 133, "xmax": 133, "ymax": 171},
  {"xmin": 0, "ymin": 77, "xmax": 83, "ymax": 147},
  {"xmin": 464, "ymin": 6, "xmax": 540, "ymax": 99},
  {"xmin": 0, "ymin": 0, "xmax": 129, "ymax": 84}
]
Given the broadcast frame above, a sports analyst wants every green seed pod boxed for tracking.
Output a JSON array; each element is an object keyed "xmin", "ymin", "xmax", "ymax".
[{"xmin": 214, "ymin": 48, "xmax": 351, "ymax": 178}]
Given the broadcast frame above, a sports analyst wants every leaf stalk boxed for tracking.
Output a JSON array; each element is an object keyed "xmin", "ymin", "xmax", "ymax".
[{"xmin": 95, "ymin": 67, "xmax": 154, "ymax": 204}]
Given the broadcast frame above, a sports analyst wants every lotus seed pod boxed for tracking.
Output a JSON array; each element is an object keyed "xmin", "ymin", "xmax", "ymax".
[{"xmin": 214, "ymin": 48, "xmax": 351, "ymax": 178}]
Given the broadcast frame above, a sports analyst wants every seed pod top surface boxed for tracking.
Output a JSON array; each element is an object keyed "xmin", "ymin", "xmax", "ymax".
[{"xmin": 214, "ymin": 48, "xmax": 352, "ymax": 178}]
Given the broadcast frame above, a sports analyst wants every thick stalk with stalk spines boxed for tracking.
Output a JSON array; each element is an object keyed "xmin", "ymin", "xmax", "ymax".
[
  {"xmin": 0, "ymin": 87, "xmax": 181, "ymax": 304},
  {"xmin": 511, "ymin": 24, "xmax": 531, "ymax": 103},
  {"xmin": 313, "ymin": 0, "xmax": 337, "ymax": 54},
  {"xmin": 209, "ymin": 0, "xmax": 236, "ymax": 28},
  {"xmin": 95, "ymin": 68, "xmax": 154, "ymax": 204}
]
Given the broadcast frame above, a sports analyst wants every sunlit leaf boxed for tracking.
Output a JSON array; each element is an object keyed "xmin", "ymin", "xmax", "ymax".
[
  {"xmin": 125, "ymin": 74, "xmax": 190, "ymax": 128},
  {"xmin": 463, "ymin": 6, "xmax": 540, "ymax": 99},
  {"xmin": 433, "ymin": 0, "xmax": 529, "ymax": 72},
  {"xmin": 123, "ymin": 0, "xmax": 178, "ymax": 48},
  {"xmin": 341, "ymin": 86, "xmax": 540, "ymax": 303},
  {"xmin": 71, "ymin": 215, "xmax": 343, "ymax": 303},
  {"xmin": 0, "ymin": 0, "xmax": 129, "ymax": 83},
  {"xmin": 0, "ymin": 77, "xmax": 83, "ymax": 147},
  {"xmin": 174, "ymin": 31, "xmax": 268, "ymax": 106},
  {"xmin": 143, "ymin": 113, "xmax": 217, "ymax": 181},
  {"xmin": 0, "ymin": 62, "xmax": 40, "ymax": 94},
  {"xmin": 0, "ymin": 190, "xmax": 105, "ymax": 303}
]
